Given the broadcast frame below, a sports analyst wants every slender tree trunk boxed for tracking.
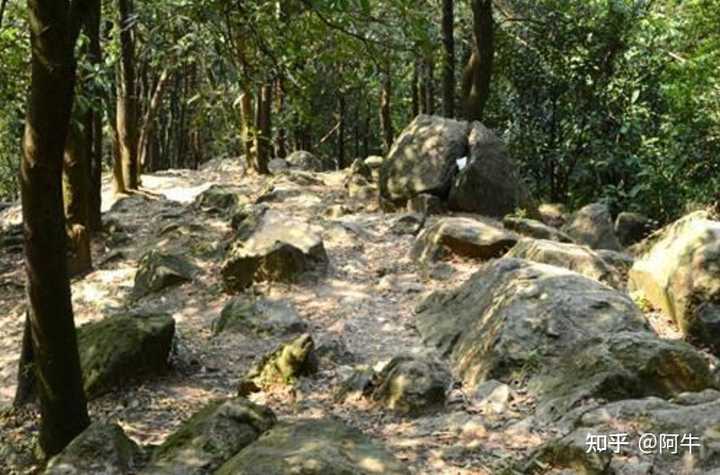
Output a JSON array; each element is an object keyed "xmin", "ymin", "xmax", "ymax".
[
  {"xmin": 275, "ymin": 78, "xmax": 287, "ymax": 158},
  {"xmin": 239, "ymin": 91, "xmax": 254, "ymax": 170},
  {"xmin": 418, "ymin": 61, "xmax": 427, "ymax": 114},
  {"xmin": 425, "ymin": 59, "xmax": 435, "ymax": 115},
  {"xmin": 85, "ymin": 0, "xmax": 103, "ymax": 231},
  {"xmin": 254, "ymin": 83, "xmax": 272, "ymax": 174},
  {"xmin": 411, "ymin": 61, "xmax": 419, "ymax": 117},
  {"xmin": 63, "ymin": 122, "xmax": 92, "ymax": 276},
  {"xmin": 0, "ymin": 0, "xmax": 8, "ymax": 30},
  {"xmin": 21, "ymin": 0, "xmax": 90, "ymax": 456},
  {"xmin": 380, "ymin": 62, "xmax": 394, "ymax": 153},
  {"xmin": 337, "ymin": 94, "xmax": 346, "ymax": 169},
  {"xmin": 116, "ymin": 0, "xmax": 139, "ymax": 190},
  {"xmin": 138, "ymin": 68, "xmax": 171, "ymax": 171},
  {"xmin": 462, "ymin": 0, "xmax": 494, "ymax": 121},
  {"xmin": 441, "ymin": 0, "xmax": 455, "ymax": 118},
  {"xmin": 14, "ymin": 312, "xmax": 36, "ymax": 407}
]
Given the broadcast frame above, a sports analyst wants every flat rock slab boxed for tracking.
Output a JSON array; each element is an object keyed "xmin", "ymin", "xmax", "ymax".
[
  {"xmin": 502, "ymin": 216, "xmax": 572, "ymax": 243},
  {"xmin": 215, "ymin": 418, "xmax": 410, "ymax": 474},
  {"xmin": 411, "ymin": 217, "xmax": 517, "ymax": 263},
  {"xmin": 133, "ymin": 251, "xmax": 198, "ymax": 299},
  {"xmin": 213, "ymin": 296, "xmax": 307, "ymax": 337},
  {"xmin": 221, "ymin": 210, "xmax": 328, "ymax": 292}
]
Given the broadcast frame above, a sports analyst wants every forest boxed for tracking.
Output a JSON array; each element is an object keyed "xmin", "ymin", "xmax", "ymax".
[{"xmin": 0, "ymin": 0, "xmax": 719, "ymax": 474}]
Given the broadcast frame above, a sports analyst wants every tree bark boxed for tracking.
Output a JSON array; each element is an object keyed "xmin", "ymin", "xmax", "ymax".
[
  {"xmin": 254, "ymin": 83, "xmax": 272, "ymax": 174},
  {"xmin": 425, "ymin": 58, "xmax": 435, "ymax": 115},
  {"xmin": 21, "ymin": 0, "xmax": 91, "ymax": 457},
  {"xmin": 411, "ymin": 61, "xmax": 419, "ymax": 117},
  {"xmin": 337, "ymin": 93, "xmax": 346, "ymax": 169},
  {"xmin": 138, "ymin": 68, "xmax": 171, "ymax": 172},
  {"xmin": 441, "ymin": 0, "xmax": 455, "ymax": 118},
  {"xmin": 239, "ymin": 92, "xmax": 255, "ymax": 170},
  {"xmin": 84, "ymin": 0, "xmax": 103, "ymax": 232},
  {"xmin": 116, "ymin": 0, "xmax": 139, "ymax": 190},
  {"xmin": 0, "ymin": 0, "xmax": 8, "ymax": 30},
  {"xmin": 275, "ymin": 78, "xmax": 287, "ymax": 158},
  {"xmin": 63, "ymin": 122, "xmax": 92, "ymax": 276},
  {"xmin": 13, "ymin": 312, "xmax": 36, "ymax": 407},
  {"xmin": 462, "ymin": 0, "xmax": 494, "ymax": 122},
  {"xmin": 380, "ymin": 62, "xmax": 394, "ymax": 153}
]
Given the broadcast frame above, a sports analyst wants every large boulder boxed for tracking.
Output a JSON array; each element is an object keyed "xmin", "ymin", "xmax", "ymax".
[
  {"xmin": 286, "ymin": 150, "xmax": 324, "ymax": 172},
  {"xmin": 410, "ymin": 217, "xmax": 517, "ymax": 263},
  {"xmin": 215, "ymin": 418, "xmax": 409, "ymax": 475},
  {"xmin": 562, "ymin": 202, "xmax": 622, "ymax": 251},
  {"xmin": 221, "ymin": 209, "xmax": 328, "ymax": 292},
  {"xmin": 523, "ymin": 391, "xmax": 720, "ymax": 474},
  {"xmin": 448, "ymin": 122, "xmax": 523, "ymax": 218},
  {"xmin": 142, "ymin": 398, "xmax": 276, "ymax": 475},
  {"xmin": 415, "ymin": 258, "xmax": 649, "ymax": 389},
  {"xmin": 629, "ymin": 211, "xmax": 720, "ymax": 352},
  {"xmin": 502, "ymin": 216, "xmax": 572, "ymax": 243},
  {"xmin": 45, "ymin": 423, "xmax": 143, "ymax": 475},
  {"xmin": 212, "ymin": 296, "xmax": 307, "ymax": 337},
  {"xmin": 133, "ymin": 251, "xmax": 197, "ymax": 299},
  {"xmin": 615, "ymin": 211, "xmax": 653, "ymax": 246},
  {"xmin": 506, "ymin": 239, "xmax": 623, "ymax": 289},
  {"xmin": 379, "ymin": 114, "xmax": 470, "ymax": 208},
  {"xmin": 78, "ymin": 314, "xmax": 175, "ymax": 399}
]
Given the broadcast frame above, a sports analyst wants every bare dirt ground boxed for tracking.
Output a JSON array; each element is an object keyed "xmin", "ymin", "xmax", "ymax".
[{"xmin": 0, "ymin": 160, "xmax": 670, "ymax": 474}]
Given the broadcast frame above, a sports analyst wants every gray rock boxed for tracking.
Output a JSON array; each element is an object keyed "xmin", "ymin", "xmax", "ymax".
[
  {"xmin": 133, "ymin": 251, "xmax": 197, "ymax": 299},
  {"xmin": 193, "ymin": 185, "xmax": 245, "ymax": 213},
  {"xmin": 410, "ymin": 217, "xmax": 517, "ymax": 263},
  {"xmin": 538, "ymin": 203, "xmax": 568, "ymax": 228},
  {"xmin": 78, "ymin": 314, "xmax": 175, "ymax": 399},
  {"xmin": 503, "ymin": 216, "xmax": 573, "ymax": 243},
  {"xmin": 390, "ymin": 213, "xmax": 423, "ymax": 236},
  {"xmin": 407, "ymin": 193, "xmax": 447, "ymax": 216},
  {"xmin": 563, "ymin": 203, "xmax": 622, "ymax": 251},
  {"xmin": 615, "ymin": 211, "xmax": 653, "ymax": 246},
  {"xmin": 286, "ymin": 150, "xmax": 324, "ymax": 172},
  {"xmin": 142, "ymin": 398, "xmax": 276, "ymax": 475},
  {"xmin": 45, "ymin": 423, "xmax": 142, "ymax": 475},
  {"xmin": 215, "ymin": 418, "xmax": 410, "ymax": 475},
  {"xmin": 268, "ymin": 158, "xmax": 289, "ymax": 174},
  {"xmin": 473, "ymin": 380, "xmax": 512, "ymax": 415},
  {"xmin": 212, "ymin": 297, "xmax": 307, "ymax": 337},
  {"xmin": 364, "ymin": 155, "xmax": 384, "ymax": 170}
]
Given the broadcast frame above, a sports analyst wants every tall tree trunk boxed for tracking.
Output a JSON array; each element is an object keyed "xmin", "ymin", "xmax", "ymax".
[
  {"xmin": 85, "ymin": 0, "xmax": 103, "ymax": 232},
  {"xmin": 138, "ymin": 68, "xmax": 171, "ymax": 172},
  {"xmin": 274, "ymin": 78, "xmax": 287, "ymax": 158},
  {"xmin": 425, "ymin": 59, "xmax": 435, "ymax": 115},
  {"xmin": 254, "ymin": 83, "xmax": 272, "ymax": 175},
  {"xmin": 21, "ymin": 0, "xmax": 90, "ymax": 456},
  {"xmin": 13, "ymin": 312, "xmax": 36, "ymax": 407},
  {"xmin": 441, "ymin": 0, "xmax": 456, "ymax": 118},
  {"xmin": 63, "ymin": 122, "xmax": 92, "ymax": 276},
  {"xmin": 418, "ymin": 61, "xmax": 427, "ymax": 115},
  {"xmin": 411, "ymin": 61, "xmax": 419, "ymax": 117},
  {"xmin": 380, "ymin": 62, "xmax": 394, "ymax": 153},
  {"xmin": 239, "ymin": 92, "xmax": 255, "ymax": 170},
  {"xmin": 462, "ymin": 0, "xmax": 494, "ymax": 121},
  {"xmin": 0, "ymin": 0, "xmax": 8, "ymax": 31},
  {"xmin": 337, "ymin": 93, "xmax": 346, "ymax": 169},
  {"xmin": 116, "ymin": 0, "xmax": 139, "ymax": 190}
]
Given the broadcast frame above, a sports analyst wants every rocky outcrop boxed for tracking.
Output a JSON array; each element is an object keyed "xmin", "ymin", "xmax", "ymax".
[
  {"xmin": 448, "ymin": 122, "xmax": 523, "ymax": 218},
  {"xmin": 507, "ymin": 239, "xmax": 623, "ymax": 289},
  {"xmin": 215, "ymin": 418, "xmax": 409, "ymax": 475},
  {"xmin": 45, "ymin": 423, "xmax": 143, "ymax": 475},
  {"xmin": 133, "ymin": 251, "xmax": 197, "ymax": 298},
  {"xmin": 221, "ymin": 210, "xmax": 328, "ymax": 292},
  {"xmin": 78, "ymin": 314, "xmax": 175, "ymax": 399},
  {"xmin": 286, "ymin": 150, "xmax": 324, "ymax": 172},
  {"xmin": 615, "ymin": 211, "xmax": 653, "ymax": 246},
  {"xmin": 410, "ymin": 217, "xmax": 517, "ymax": 263},
  {"xmin": 629, "ymin": 211, "xmax": 720, "ymax": 352},
  {"xmin": 562, "ymin": 202, "xmax": 622, "ymax": 251},
  {"xmin": 143, "ymin": 398, "xmax": 276, "ymax": 475},
  {"xmin": 213, "ymin": 296, "xmax": 307, "ymax": 337},
  {"xmin": 502, "ymin": 216, "xmax": 572, "ymax": 243},
  {"xmin": 415, "ymin": 258, "xmax": 649, "ymax": 389}
]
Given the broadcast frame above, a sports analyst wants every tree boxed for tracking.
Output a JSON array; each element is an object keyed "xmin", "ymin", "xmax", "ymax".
[
  {"xmin": 21, "ymin": 0, "xmax": 91, "ymax": 456},
  {"xmin": 441, "ymin": 0, "xmax": 455, "ymax": 118},
  {"xmin": 462, "ymin": 0, "xmax": 494, "ymax": 121},
  {"xmin": 115, "ymin": 0, "xmax": 139, "ymax": 191}
]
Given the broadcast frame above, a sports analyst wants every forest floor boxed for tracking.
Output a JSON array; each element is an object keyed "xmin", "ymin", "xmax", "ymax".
[{"xmin": 0, "ymin": 159, "xmax": 679, "ymax": 474}]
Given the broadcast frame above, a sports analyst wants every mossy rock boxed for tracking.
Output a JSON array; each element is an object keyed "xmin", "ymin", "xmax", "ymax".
[
  {"xmin": 133, "ymin": 251, "xmax": 197, "ymax": 299},
  {"xmin": 215, "ymin": 418, "xmax": 409, "ymax": 475},
  {"xmin": 78, "ymin": 314, "xmax": 175, "ymax": 399},
  {"xmin": 142, "ymin": 398, "xmax": 275, "ymax": 475},
  {"xmin": 212, "ymin": 296, "xmax": 307, "ymax": 337},
  {"xmin": 193, "ymin": 185, "xmax": 245, "ymax": 213},
  {"xmin": 45, "ymin": 422, "xmax": 143, "ymax": 475}
]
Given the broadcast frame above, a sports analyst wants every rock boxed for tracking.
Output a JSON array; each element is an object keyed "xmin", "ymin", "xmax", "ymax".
[
  {"xmin": 390, "ymin": 213, "xmax": 423, "ymax": 236},
  {"xmin": 596, "ymin": 249, "xmax": 634, "ymax": 284},
  {"xmin": 315, "ymin": 338, "xmax": 355, "ymax": 366},
  {"xmin": 133, "ymin": 251, "xmax": 197, "ymax": 298},
  {"xmin": 410, "ymin": 217, "xmax": 517, "ymax": 263},
  {"xmin": 379, "ymin": 115, "xmax": 470, "ymax": 208},
  {"xmin": 415, "ymin": 258, "xmax": 649, "ymax": 389},
  {"xmin": 334, "ymin": 366, "xmax": 376, "ymax": 402},
  {"xmin": 615, "ymin": 211, "xmax": 653, "ymax": 246},
  {"xmin": 537, "ymin": 203, "xmax": 567, "ymax": 228},
  {"xmin": 371, "ymin": 355, "xmax": 451, "ymax": 416},
  {"xmin": 221, "ymin": 210, "xmax": 328, "ymax": 292},
  {"xmin": 472, "ymin": 380, "xmax": 512, "ymax": 414},
  {"xmin": 407, "ymin": 193, "xmax": 447, "ymax": 216},
  {"xmin": 212, "ymin": 296, "xmax": 307, "ymax": 336},
  {"xmin": 45, "ymin": 422, "xmax": 142, "ymax": 475},
  {"xmin": 143, "ymin": 398, "xmax": 276, "ymax": 475},
  {"xmin": 529, "ymin": 331, "xmax": 719, "ymax": 422},
  {"xmin": 215, "ymin": 418, "xmax": 409, "ymax": 475},
  {"xmin": 506, "ymin": 239, "xmax": 623, "ymax": 289},
  {"xmin": 502, "ymin": 216, "xmax": 572, "ymax": 243},
  {"xmin": 563, "ymin": 202, "xmax": 622, "ymax": 251},
  {"xmin": 347, "ymin": 180, "xmax": 377, "ymax": 201},
  {"xmin": 364, "ymin": 155, "xmax": 384, "ymax": 170},
  {"xmin": 629, "ymin": 211, "xmax": 720, "ymax": 352},
  {"xmin": 324, "ymin": 204, "xmax": 353, "ymax": 219},
  {"xmin": 523, "ymin": 392, "xmax": 720, "ymax": 475},
  {"xmin": 78, "ymin": 314, "xmax": 175, "ymax": 399},
  {"xmin": 238, "ymin": 334, "xmax": 318, "ymax": 396},
  {"xmin": 268, "ymin": 158, "xmax": 289, "ymax": 174},
  {"xmin": 448, "ymin": 122, "xmax": 523, "ymax": 218},
  {"xmin": 286, "ymin": 150, "xmax": 324, "ymax": 172},
  {"xmin": 254, "ymin": 185, "xmax": 304, "ymax": 204},
  {"xmin": 193, "ymin": 185, "xmax": 244, "ymax": 212},
  {"xmin": 345, "ymin": 158, "xmax": 374, "ymax": 183}
]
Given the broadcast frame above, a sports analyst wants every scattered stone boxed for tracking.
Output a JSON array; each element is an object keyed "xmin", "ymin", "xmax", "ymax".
[
  {"xmin": 407, "ymin": 193, "xmax": 447, "ymax": 216},
  {"xmin": 390, "ymin": 213, "xmax": 423, "ymax": 236},
  {"xmin": 324, "ymin": 204, "xmax": 353, "ymax": 219},
  {"xmin": 286, "ymin": 150, "xmax": 324, "ymax": 172},
  {"xmin": 473, "ymin": 380, "xmax": 512, "ymax": 415},
  {"xmin": 448, "ymin": 122, "xmax": 524, "ymax": 218},
  {"xmin": 334, "ymin": 366, "xmax": 376, "ymax": 402},
  {"xmin": 238, "ymin": 334, "xmax": 318, "ymax": 396},
  {"xmin": 410, "ymin": 217, "xmax": 517, "ymax": 263},
  {"xmin": 537, "ymin": 203, "xmax": 567, "ymax": 228},
  {"xmin": 212, "ymin": 296, "xmax": 307, "ymax": 337},
  {"xmin": 364, "ymin": 155, "xmax": 384, "ymax": 170},
  {"xmin": 507, "ymin": 239, "xmax": 623, "ymax": 289},
  {"xmin": 221, "ymin": 210, "xmax": 328, "ymax": 292},
  {"xmin": 615, "ymin": 211, "xmax": 654, "ymax": 246},
  {"xmin": 268, "ymin": 158, "xmax": 289, "ymax": 174},
  {"xmin": 215, "ymin": 418, "xmax": 409, "ymax": 475},
  {"xmin": 315, "ymin": 338, "xmax": 355, "ymax": 366},
  {"xmin": 78, "ymin": 314, "xmax": 175, "ymax": 399},
  {"xmin": 347, "ymin": 180, "xmax": 377, "ymax": 201},
  {"xmin": 595, "ymin": 249, "xmax": 634, "ymax": 284},
  {"xmin": 133, "ymin": 251, "xmax": 197, "ymax": 299},
  {"xmin": 193, "ymin": 185, "xmax": 244, "ymax": 212},
  {"xmin": 502, "ymin": 216, "xmax": 572, "ymax": 243},
  {"xmin": 45, "ymin": 423, "xmax": 143, "ymax": 475},
  {"xmin": 345, "ymin": 158, "xmax": 374, "ymax": 183},
  {"xmin": 379, "ymin": 114, "xmax": 470, "ymax": 209},
  {"xmin": 415, "ymin": 258, "xmax": 649, "ymax": 389},
  {"xmin": 563, "ymin": 202, "xmax": 622, "ymax": 251},
  {"xmin": 143, "ymin": 398, "xmax": 276, "ymax": 475},
  {"xmin": 629, "ymin": 211, "xmax": 720, "ymax": 352},
  {"xmin": 371, "ymin": 355, "xmax": 451, "ymax": 416},
  {"xmin": 255, "ymin": 185, "xmax": 304, "ymax": 204}
]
